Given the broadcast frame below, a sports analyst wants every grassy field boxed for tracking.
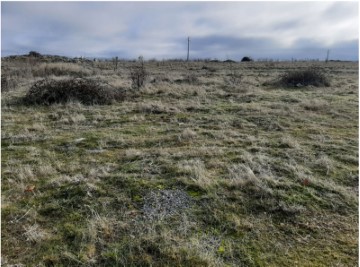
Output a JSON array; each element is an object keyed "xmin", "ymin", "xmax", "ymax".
[{"xmin": 1, "ymin": 56, "xmax": 358, "ymax": 266}]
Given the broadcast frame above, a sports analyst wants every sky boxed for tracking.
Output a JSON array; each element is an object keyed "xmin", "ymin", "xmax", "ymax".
[{"xmin": 1, "ymin": 1, "xmax": 359, "ymax": 61}]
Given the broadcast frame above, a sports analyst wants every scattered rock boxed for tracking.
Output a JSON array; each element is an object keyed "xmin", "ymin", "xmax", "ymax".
[{"xmin": 142, "ymin": 189, "xmax": 192, "ymax": 221}]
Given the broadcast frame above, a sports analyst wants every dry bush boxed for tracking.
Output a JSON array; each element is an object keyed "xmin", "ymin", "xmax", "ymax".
[
  {"xmin": 129, "ymin": 56, "xmax": 148, "ymax": 89},
  {"xmin": 278, "ymin": 66, "xmax": 330, "ymax": 87},
  {"xmin": 23, "ymin": 78, "xmax": 125, "ymax": 105},
  {"xmin": 32, "ymin": 63, "xmax": 91, "ymax": 77}
]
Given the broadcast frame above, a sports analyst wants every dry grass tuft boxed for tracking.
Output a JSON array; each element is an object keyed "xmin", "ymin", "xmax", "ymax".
[
  {"xmin": 179, "ymin": 128, "xmax": 197, "ymax": 141},
  {"xmin": 301, "ymin": 99, "xmax": 329, "ymax": 111},
  {"xmin": 315, "ymin": 154, "xmax": 334, "ymax": 175},
  {"xmin": 32, "ymin": 62, "xmax": 91, "ymax": 77},
  {"xmin": 178, "ymin": 159, "xmax": 215, "ymax": 190},
  {"xmin": 226, "ymin": 163, "xmax": 271, "ymax": 193},
  {"xmin": 23, "ymin": 224, "xmax": 50, "ymax": 243}
]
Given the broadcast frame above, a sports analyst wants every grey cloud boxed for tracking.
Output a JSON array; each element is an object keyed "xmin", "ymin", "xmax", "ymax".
[
  {"xmin": 273, "ymin": 38, "xmax": 359, "ymax": 61},
  {"xmin": 186, "ymin": 35, "xmax": 358, "ymax": 61},
  {"xmin": 195, "ymin": 35, "xmax": 278, "ymax": 50},
  {"xmin": 323, "ymin": 2, "xmax": 358, "ymax": 21},
  {"xmin": 187, "ymin": 35, "xmax": 281, "ymax": 59},
  {"xmin": 328, "ymin": 40, "xmax": 359, "ymax": 61},
  {"xmin": 272, "ymin": 19, "xmax": 302, "ymax": 31},
  {"xmin": 1, "ymin": 2, "xmax": 358, "ymax": 60},
  {"xmin": 195, "ymin": 18, "xmax": 219, "ymax": 29}
]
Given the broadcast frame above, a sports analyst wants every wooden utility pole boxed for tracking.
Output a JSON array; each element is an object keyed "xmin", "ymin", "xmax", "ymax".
[
  {"xmin": 187, "ymin": 37, "xmax": 190, "ymax": 61},
  {"xmin": 325, "ymin": 49, "xmax": 330, "ymax": 63},
  {"xmin": 114, "ymin": 56, "xmax": 118, "ymax": 71}
]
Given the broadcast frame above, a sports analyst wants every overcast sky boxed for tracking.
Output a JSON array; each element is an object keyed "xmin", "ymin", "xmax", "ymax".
[{"xmin": 1, "ymin": 1, "xmax": 359, "ymax": 61}]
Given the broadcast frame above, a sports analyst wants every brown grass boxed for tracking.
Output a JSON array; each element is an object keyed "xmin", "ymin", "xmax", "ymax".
[{"xmin": 1, "ymin": 57, "xmax": 358, "ymax": 266}]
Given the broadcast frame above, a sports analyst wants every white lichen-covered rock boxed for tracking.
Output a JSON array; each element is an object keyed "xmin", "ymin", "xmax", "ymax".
[{"xmin": 142, "ymin": 189, "xmax": 192, "ymax": 221}]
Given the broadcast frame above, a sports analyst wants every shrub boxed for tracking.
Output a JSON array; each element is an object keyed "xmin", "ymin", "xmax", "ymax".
[
  {"xmin": 129, "ymin": 56, "xmax": 148, "ymax": 89},
  {"xmin": 241, "ymin": 56, "xmax": 253, "ymax": 62},
  {"xmin": 28, "ymin": 51, "xmax": 42, "ymax": 57},
  {"xmin": 279, "ymin": 67, "xmax": 330, "ymax": 87},
  {"xmin": 23, "ymin": 78, "xmax": 125, "ymax": 105}
]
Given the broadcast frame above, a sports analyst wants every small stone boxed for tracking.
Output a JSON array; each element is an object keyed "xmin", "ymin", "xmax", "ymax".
[{"xmin": 74, "ymin": 138, "xmax": 86, "ymax": 143}]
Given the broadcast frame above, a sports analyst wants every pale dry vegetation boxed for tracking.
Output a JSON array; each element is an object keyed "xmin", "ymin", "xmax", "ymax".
[
  {"xmin": 1, "ymin": 55, "xmax": 358, "ymax": 266},
  {"xmin": 32, "ymin": 62, "xmax": 92, "ymax": 77}
]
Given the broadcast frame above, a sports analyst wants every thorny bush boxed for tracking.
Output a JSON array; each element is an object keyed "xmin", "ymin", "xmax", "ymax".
[
  {"xmin": 23, "ymin": 78, "xmax": 125, "ymax": 105},
  {"xmin": 279, "ymin": 66, "xmax": 330, "ymax": 87}
]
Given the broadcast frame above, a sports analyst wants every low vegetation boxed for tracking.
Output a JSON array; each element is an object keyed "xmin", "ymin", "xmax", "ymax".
[
  {"xmin": 129, "ymin": 56, "xmax": 148, "ymax": 89},
  {"xmin": 23, "ymin": 78, "xmax": 125, "ymax": 105},
  {"xmin": 1, "ymin": 55, "xmax": 358, "ymax": 266},
  {"xmin": 277, "ymin": 66, "xmax": 331, "ymax": 87},
  {"xmin": 32, "ymin": 62, "xmax": 92, "ymax": 78},
  {"xmin": 1, "ymin": 75, "xmax": 17, "ymax": 92}
]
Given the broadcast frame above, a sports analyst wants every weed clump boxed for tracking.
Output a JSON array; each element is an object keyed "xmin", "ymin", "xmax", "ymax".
[
  {"xmin": 278, "ymin": 67, "xmax": 330, "ymax": 87},
  {"xmin": 23, "ymin": 78, "xmax": 125, "ymax": 105}
]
